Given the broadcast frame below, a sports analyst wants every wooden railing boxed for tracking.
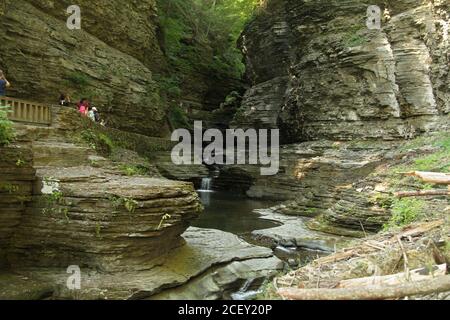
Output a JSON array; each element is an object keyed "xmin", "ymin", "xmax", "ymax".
[{"xmin": 0, "ymin": 97, "xmax": 52, "ymax": 125}]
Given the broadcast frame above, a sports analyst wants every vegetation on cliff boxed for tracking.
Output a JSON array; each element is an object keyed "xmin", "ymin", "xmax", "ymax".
[
  {"xmin": 158, "ymin": 0, "xmax": 262, "ymax": 79},
  {"xmin": 0, "ymin": 106, "xmax": 14, "ymax": 145},
  {"xmin": 157, "ymin": 0, "xmax": 263, "ymax": 129}
]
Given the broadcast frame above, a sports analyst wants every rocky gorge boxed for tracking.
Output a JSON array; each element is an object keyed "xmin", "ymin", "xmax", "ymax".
[{"xmin": 0, "ymin": 0, "xmax": 449, "ymax": 300}]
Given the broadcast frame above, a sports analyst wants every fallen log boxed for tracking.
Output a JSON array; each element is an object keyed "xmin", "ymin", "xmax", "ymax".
[
  {"xmin": 394, "ymin": 220, "xmax": 444, "ymax": 240},
  {"xmin": 337, "ymin": 264, "xmax": 447, "ymax": 288},
  {"xmin": 400, "ymin": 171, "xmax": 450, "ymax": 185},
  {"xmin": 313, "ymin": 250, "xmax": 360, "ymax": 266},
  {"xmin": 395, "ymin": 189, "xmax": 449, "ymax": 198},
  {"xmin": 278, "ymin": 275, "xmax": 450, "ymax": 300},
  {"xmin": 314, "ymin": 221, "xmax": 444, "ymax": 265}
]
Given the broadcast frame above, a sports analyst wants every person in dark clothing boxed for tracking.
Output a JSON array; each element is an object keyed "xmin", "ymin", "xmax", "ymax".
[
  {"xmin": 0, "ymin": 70, "xmax": 11, "ymax": 97},
  {"xmin": 59, "ymin": 93, "xmax": 71, "ymax": 106}
]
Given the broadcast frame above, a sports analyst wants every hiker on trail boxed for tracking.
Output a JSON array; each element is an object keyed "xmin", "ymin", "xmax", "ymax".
[
  {"xmin": 87, "ymin": 106, "xmax": 95, "ymax": 122},
  {"xmin": 93, "ymin": 107, "xmax": 101, "ymax": 122},
  {"xmin": 77, "ymin": 98, "xmax": 88, "ymax": 116},
  {"xmin": 59, "ymin": 93, "xmax": 71, "ymax": 106},
  {"xmin": 0, "ymin": 70, "xmax": 11, "ymax": 97}
]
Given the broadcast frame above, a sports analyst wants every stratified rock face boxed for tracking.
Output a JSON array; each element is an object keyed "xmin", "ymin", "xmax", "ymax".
[
  {"xmin": 0, "ymin": 147, "xmax": 35, "ymax": 269},
  {"xmin": 8, "ymin": 167, "xmax": 202, "ymax": 272},
  {"xmin": 235, "ymin": 0, "xmax": 449, "ymax": 141},
  {"xmin": 0, "ymin": 0, "xmax": 168, "ymax": 137},
  {"xmin": 225, "ymin": 0, "xmax": 449, "ymax": 236},
  {"xmin": 0, "ymin": 228, "xmax": 282, "ymax": 300},
  {"xmin": 2, "ymin": 108, "xmax": 203, "ymax": 272},
  {"xmin": 27, "ymin": 0, "xmax": 166, "ymax": 72}
]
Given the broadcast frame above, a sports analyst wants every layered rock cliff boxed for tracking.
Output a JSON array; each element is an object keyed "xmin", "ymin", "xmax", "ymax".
[
  {"xmin": 0, "ymin": 0, "xmax": 242, "ymax": 137},
  {"xmin": 234, "ymin": 0, "xmax": 449, "ymax": 140},
  {"xmin": 0, "ymin": 0, "xmax": 167, "ymax": 137},
  {"xmin": 0, "ymin": 108, "xmax": 203, "ymax": 272},
  {"xmin": 224, "ymin": 0, "xmax": 449, "ymax": 236}
]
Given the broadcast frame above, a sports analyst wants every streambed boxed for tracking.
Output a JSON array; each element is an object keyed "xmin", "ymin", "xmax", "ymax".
[{"xmin": 193, "ymin": 179, "xmax": 331, "ymax": 266}]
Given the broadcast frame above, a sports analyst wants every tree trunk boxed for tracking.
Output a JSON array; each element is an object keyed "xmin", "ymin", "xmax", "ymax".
[
  {"xmin": 395, "ymin": 190, "xmax": 449, "ymax": 198},
  {"xmin": 278, "ymin": 275, "xmax": 450, "ymax": 300},
  {"xmin": 337, "ymin": 264, "xmax": 447, "ymax": 288},
  {"xmin": 400, "ymin": 171, "xmax": 450, "ymax": 185}
]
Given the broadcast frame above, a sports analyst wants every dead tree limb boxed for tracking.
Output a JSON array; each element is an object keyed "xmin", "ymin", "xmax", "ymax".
[
  {"xmin": 399, "ymin": 171, "xmax": 450, "ymax": 185},
  {"xmin": 395, "ymin": 189, "xmax": 449, "ymax": 198},
  {"xmin": 278, "ymin": 275, "xmax": 450, "ymax": 300},
  {"xmin": 337, "ymin": 264, "xmax": 447, "ymax": 288},
  {"xmin": 395, "ymin": 220, "xmax": 444, "ymax": 240}
]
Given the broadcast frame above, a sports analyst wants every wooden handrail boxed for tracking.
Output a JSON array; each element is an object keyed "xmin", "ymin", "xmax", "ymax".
[{"xmin": 0, "ymin": 96, "xmax": 52, "ymax": 125}]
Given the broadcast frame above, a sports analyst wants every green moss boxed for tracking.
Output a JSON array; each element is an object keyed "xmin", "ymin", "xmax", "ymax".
[
  {"xmin": 370, "ymin": 194, "xmax": 394, "ymax": 209},
  {"xmin": 118, "ymin": 164, "xmax": 149, "ymax": 176},
  {"xmin": 168, "ymin": 104, "xmax": 189, "ymax": 130},
  {"xmin": 383, "ymin": 198, "xmax": 426, "ymax": 230},
  {"xmin": 65, "ymin": 71, "xmax": 90, "ymax": 88},
  {"xmin": 70, "ymin": 114, "xmax": 174, "ymax": 158},
  {"xmin": 0, "ymin": 183, "xmax": 20, "ymax": 194},
  {"xmin": 304, "ymin": 208, "xmax": 319, "ymax": 216},
  {"xmin": 385, "ymin": 132, "xmax": 450, "ymax": 191},
  {"xmin": 78, "ymin": 129, "xmax": 115, "ymax": 156},
  {"xmin": 15, "ymin": 159, "xmax": 26, "ymax": 167},
  {"xmin": 342, "ymin": 25, "xmax": 368, "ymax": 47},
  {"xmin": 154, "ymin": 74, "xmax": 182, "ymax": 98}
]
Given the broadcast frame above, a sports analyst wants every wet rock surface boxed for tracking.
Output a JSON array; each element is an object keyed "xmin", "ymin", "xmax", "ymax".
[
  {"xmin": 0, "ymin": 108, "xmax": 286, "ymax": 299},
  {"xmin": 0, "ymin": 228, "xmax": 282, "ymax": 300},
  {"xmin": 150, "ymin": 256, "xmax": 283, "ymax": 300},
  {"xmin": 250, "ymin": 209, "xmax": 349, "ymax": 252}
]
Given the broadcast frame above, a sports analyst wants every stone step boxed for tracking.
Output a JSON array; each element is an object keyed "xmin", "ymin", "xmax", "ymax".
[
  {"xmin": 13, "ymin": 124, "xmax": 56, "ymax": 143},
  {"xmin": 32, "ymin": 141, "xmax": 93, "ymax": 168}
]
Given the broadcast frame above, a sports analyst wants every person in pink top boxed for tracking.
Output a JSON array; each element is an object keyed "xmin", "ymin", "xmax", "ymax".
[{"xmin": 77, "ymin": 98, "xmax": 88, "ymax": 116}]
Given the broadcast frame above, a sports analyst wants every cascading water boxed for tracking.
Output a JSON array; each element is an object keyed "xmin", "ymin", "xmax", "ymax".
[
  {"xmin": 197, "ymin": 177, "xmax": 213, "ymax": 206},
  {"xmin": 200, "ymin": 177, "xmax": 212, "ymax": 192},
  {"xmin": 230, "ymin": 278, "xmax": 261, "ymax": 300}
]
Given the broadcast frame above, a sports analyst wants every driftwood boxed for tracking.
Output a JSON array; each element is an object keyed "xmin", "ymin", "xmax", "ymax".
[
  {"xmin": 400, "ymin": 171, "xmax": 450, "ymax": 185},
  {"xmin": 313, "ymin": 249, "xmax": 360, "ymax": 266},
  {"xmin": 337, "ymin": 264, "xmax": 447, "ymax": 288},
  {"xmin": 395, "ymin": 189, "xmax": 449, "ymax": 198},
  {"xmin": 395, "ymin": 171, "xmax": 450, "ymax": 198},
  {"xmin": 394, "ymin": 220, "xmax": 444, "ymax": 240},
  {"xmin": 278, "ymin": 275, "xmax": 450, "ymax": 300},
  {"xmin": 312, "ymin": 220, "xmax": 444, "ymax": 266}
]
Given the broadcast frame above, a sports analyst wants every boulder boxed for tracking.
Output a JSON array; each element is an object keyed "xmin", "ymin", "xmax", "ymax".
[{"xmin": 7, "ymin": 166, "xmax": 202, "ymax": 272}]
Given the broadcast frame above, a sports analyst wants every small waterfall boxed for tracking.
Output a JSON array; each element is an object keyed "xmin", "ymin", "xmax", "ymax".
[
  {"xmin": 198, "ymin": 177, "xmax": 213, "ymax": 206},
  {"xmin": 200, "ymin": 177, "xmax": 212, "ymax": 191},
  {"xmin": 230, "ymin": 278, "xmax": 261, "ymax": 300}
]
